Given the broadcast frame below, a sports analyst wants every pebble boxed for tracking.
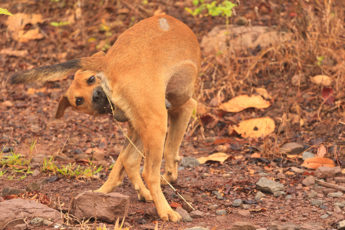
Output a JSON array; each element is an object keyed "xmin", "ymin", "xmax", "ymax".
[
  {"xmin": 302, "ymin": 175, "xmax": 315, "ymax": 186},
  {"xmin": 320, "ymin": 214, "xmax": 329, "ymax": 219},
  {"xmin": 216, "ymin": 209, "xmax": 227, "ymax": 215},
  {"xmin": 208, "ymin": 204, "xmax": 218, "ymax": 210},
  {"xmin": 184, "ymin": 227, "xmax": 209, "ymax": 230},
  {"xmin": 337, "ymin": 220, "xmax": 345, "ymax": 229},
  {"xmin": 230, "ymin": 221, "xmax": 257, "ymax": 230},
  {"xmin": 232, "ymin": 199, "xmax": 243, "ymax": 207},
  {"xmin": 190, "ymin": 210, "xmax": 204, "ymax": 218},
  {"xmin": 176, "ymin": 207, "xmax": 193, "ymax": 222},
  {"xmin": 237, "ymin": 210, "xmax": 250, "ymax": 217},
  {"xmin": 290, "ymin": 166, "xmax": 304, "ymax": 173},
  {"xmin": 315, "ymin": 166, "xmax": 341, "ymax": 179},
  {"xmin": 2, "ymin": 187, "xmax": 26, "ymax": 196},
  {"xmin": 181, "ymin": 157, "xmax": 200, "ymax": 168},
  {"xmin": 335, "ymin": 201, "xmax": 345, "ymax": 208},
  {"xmin": 302, "ymin": 151, "xmax": 315, "ymax": 160},
  {"xmin": 328, "ymin": 191, "xmax": 343, "ymax": 198},
  {"xmin": 310, "ymin": 199, "xmax": 323, "ymax": 207},
  {"xmin": 279, "ymin": 142, "xmax": 304, "ymax": 154},
  {"xmin": 255, "ymin": 192, "xmax": 265, "ymax": 201},
  {"xmin": 212, "ymin": 191, "xmax": 224, "ymax": 200},
  {"xmin": 307, "ymin": 190, "xmax": 318, "ymax": 198},
  {"xmin": 256, "ymin": 177, "xmax": 284, "ymax": 194}
]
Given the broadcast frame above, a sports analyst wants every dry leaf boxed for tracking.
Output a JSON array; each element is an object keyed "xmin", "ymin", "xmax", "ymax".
[
  {"xmin": 6, "ymin": 13, "xmax": 43, "ymax": 42},
  {"xmin": 250, "ymin": 152, "xmax": 261, "ymax": 158},
  {"xmin": 310, "ymin": 75, "xmax": 332, "ymax": 86},
  {"xmin": 316, "ymin": 144, "xmax": 327, "ymax": 158},
  {"xmin": 198, "ymin": 152, "xmax": 230, "ymax": 164},
  {"xmin": 233, "ymin": 117, "xmax": 275, "ymax": 138},
  {"xmin": 255, "ymin": 88, "xmax": 272, "ymax": 99},
  {"xmin": 220, "ymin": 95, "xmax": 270, "ymax": 113},
  {"xmin": 27, "ymin": 88, "xmax": 47, "ymax": 95},
  {"xmin": 301, "ymin": 157, "xmax": 335, "ymax": 169},
  {"xmin": 0, "ymin": 48, "xmax": 28, "ymax": 57}
]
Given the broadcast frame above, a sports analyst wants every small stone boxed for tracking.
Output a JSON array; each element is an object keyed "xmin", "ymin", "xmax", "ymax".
[
  {"xmin": 26, "ymin": 182, "xmax": 41, "ymax": 192},
  {"xmin": 190, "ymin": 210, "xmax": 204, "ymax": 218},
  {"xmin": 208, "ymin": 204, "xmax": 218, "ymax": 210},
  {"xmin": 302, "ymin": 151, "xmax": 315, "ymax": 160},
  {"xmin": 285, "ymin": 195, "xmax": 292, "ymax": 199},
  {"xmin": 335, "ymin": 201, "xmax": 345, "ymax": 208},
  {"xmin": 290, "ymin": 166, "xmax": 304, "ymax": 174},
  {"xmin": 237, "ymin": 210, "xmax": 250, "ymax": 217},
  {"xmin": 307, "ymin": 190, "xmax": 318, "ymax": 198},
  {"xmin": 310, "ymin": 199, "xmax": 323, "ymax": 207},
  {"xmin": 255, "ymin": 192, "xmax": 265, "ymax": 201},
  {"xmin": 302, "ymin": 175, "xmax": 315, "ymax": 186},
  {"xmin": 232, "ymin": 199, "xmax": 243, "ymax": 207},
  {"xmin": 273, "ymin": 191, "xmax": 286, "ymax": 197},
  {"xmin": 30, "ymin": 217, "xmax": 44, "ymax": 226},
  {"xmin": 279, "ymin": 142, "xmax": 304, "ymax": 154},
  {"xmin": 212, "ymin": 191, "xmax": 224, "ymax": 200},
  {"xmin": 32, "ymin": 168, "xmax": 41, "ymax": 177},
  {"xmin": 337, "ymin": 220, "xmax": 345, "ymax": 230},
  {"xmin": 231, "ymin": 221, "xmax": 256, "ymax": 230},
  {"xmin": 328, "ymin": 191, "xmax": 343, "ymax": 198},
  {"xmin": 334, "ymin": 205, "xmax": 342, "ymax": 213},
  {"xmin": 315, "ymin": 166, "xmax": 341, "ymax": 179},
  {"xmin": 320, "ymin": 214, "xmax": 329, "ymax": 219},
  {"xmin": 216, "ymin": 209, "xmax": 227, "ymax": 215},
  {"xmin": 176, "ymin": 207, "xmax": 193, "ymax": 222},
  {"xmin": 184, "ymin": 227, "xmax": 209, "ymax": 230},
  {"xmin": 2, "ymin": 187, "xmax": 26, "ymax": 196},
  {"xmin": 181, "ymin": 157, "xmax": 200, "ymax": 168},
  {"xmin": 256, "ymin": 177, "xmax": 284, "ymax": 194}
]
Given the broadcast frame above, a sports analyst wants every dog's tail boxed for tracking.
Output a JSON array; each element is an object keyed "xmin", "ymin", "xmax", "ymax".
[{"xmin": 10, "ymin": 56, "xmax": 105, "ymax": 84}]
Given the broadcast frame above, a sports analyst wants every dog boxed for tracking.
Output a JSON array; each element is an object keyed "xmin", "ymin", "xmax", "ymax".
[{"xmin": 10, "ymin": 15, "xmax": 200, "ymax": 222}]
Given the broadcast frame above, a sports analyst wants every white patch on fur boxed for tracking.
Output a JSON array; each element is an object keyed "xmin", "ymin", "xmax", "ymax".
[{"xmin": 158, "ymin": 18, "xmax": 170, "ymax": 31}]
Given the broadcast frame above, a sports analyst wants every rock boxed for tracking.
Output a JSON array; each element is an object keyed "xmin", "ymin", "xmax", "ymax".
[
  {"xmin": 2, "ymin": 187, "xmax": 26, "ymax": 196},
  {"xmin": 269, "ymin": 222, "xmax": 301, "ymax": 230},
  {"xmin": 302, "ymin": 151, "xmax": 315, "ymax": 160},
  {"xmin": 256, "ymin": 177, "xmax": 285, "ymax": 194},
  {"xmin": 302, "ymin": 175, "xmax": 315, "ymax": 186},
  {"xmin": 310, "ymin": 199, "xmax": 323, "ymax": 207},
  {"xmin": 212, "ymin": 190, "xmax": 224, "ymax": 200},
  {"xmin": 92, "ymin": 148, "xmax": 105, "ymax": 161},
  {"xmin": 300, "ymin": 223, "xmax": 324, "ymax": 230},
  {"xmin": 208, "ymin": 204, "xmax": 218, "ymax": 210},
  {"xmin": 335, "ymin": 201, "xmax": 345, "ymax": 208},
  {"xmin": 216, "ymin": 209, "xmax": 227, "ymax": 215},
  {"xmin": 237, "ymin": 210, "xmax": 250, "ymax": 217},
  {"xmin": 279, "ymin": 142, "xmax": 304, "ymax": 154},
  {"xmin": 184, "ymin": 227, "xmax": 209, "ymax": 230},
  {"xmin": 190, "ymin": 210, "xmax": 204, "ymax": 218},
  {"xmin": 176, "ymin": 207, "xmax": 192, "ymax": 222},
  {"xmin": 315, "ymin": 166, "xmax": 341, "ymax": 179},
  {"xmin": 255, "ymin": 191, "xmax": 265, "ymax": 201},
  {"xmin": 26, "ymin": 182, "xmax": 41, "ymax": 192},
  {"xmin": 201, "ymin": 25, "xmax": 291, "ymax": 55},
  {"xmin": 320, "ymin": 214, "xmax": 329, "ymax": 219},
  {"xmin": 232, "ymin": 199, "xmax": 243, "ymax": 207},
  {"xmin": 0, "ymin": 198, "xmax": 63, "ymax": 229},
  {"xmin": 181, "ymin": 157, "xmax": 200, "ymax": 168},
  {"xmin": 306, "ymin": 190, "xmax": 318, "ymax": 198},
  {"xmin": 328, "ymin": 191, "xmax": 343, "ymax": 198},
  {"xmin": 70, "ymin": 191, "xmax": 129, "ymax": 223},
  {"xmin": 230, "ymin": 221, "xmax": 256, "ymax": 230},
  {"xmin": 290, "ymin": 166, "xmax": 304, "ymax": 174},
  {"xmin": 337, "ymin": 220, "xmax": 345, "ymax": 230}
]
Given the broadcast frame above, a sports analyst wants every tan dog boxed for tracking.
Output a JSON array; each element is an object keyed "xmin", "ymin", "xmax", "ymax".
[{"xmin": 10, "ymin": 15, "xmax": 200, "ymax": 222}]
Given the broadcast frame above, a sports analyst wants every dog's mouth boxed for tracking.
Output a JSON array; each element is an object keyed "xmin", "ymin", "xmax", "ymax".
[{"xmin": 92, "ymin": 86, "xmax": 128, "ymax": 122}]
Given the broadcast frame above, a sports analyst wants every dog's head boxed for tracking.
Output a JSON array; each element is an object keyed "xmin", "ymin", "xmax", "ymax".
[{"xmin": 55, "ymin": 69, "xmax": 113, "ymax": 118}]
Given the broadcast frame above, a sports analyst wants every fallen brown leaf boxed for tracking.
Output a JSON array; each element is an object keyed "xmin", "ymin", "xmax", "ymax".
[
  {"xmin": 220, "ymin": 95, "xmax": 270, "ymax": 113},
  {"xmin": 233, "ymin": 117, "xmax": 275, "ymax": 138},
  {"xmin": 198, "ymin": 152, "xmax": 230, "ymax": 164},
  {"xmin": 302, "ymin": 157, "xmax": 335, "ymax": 169},
  {"xmin": 310, "ymin": 75, "xmax": 332, "ymax": 86}
]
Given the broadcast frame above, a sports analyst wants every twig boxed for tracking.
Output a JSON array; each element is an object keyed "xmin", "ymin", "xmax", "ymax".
[{"xmin": 315, "ymin": 179, "xmax": 345, "ymax": 192}]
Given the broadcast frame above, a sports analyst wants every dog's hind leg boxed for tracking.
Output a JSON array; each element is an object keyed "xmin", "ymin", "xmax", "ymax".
[{"xmin": 163, "ymin": 98, "xmax": 197, "ymax": 183}]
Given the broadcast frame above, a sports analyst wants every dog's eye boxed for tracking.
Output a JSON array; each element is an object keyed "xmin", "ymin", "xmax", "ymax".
[
  {"xmin": 87, "ymin": 75, "xmax": 95, "ymax": 85},
  {"xmin": 76, "ymin": 97, "xmax": 84, "ymax": 106}
]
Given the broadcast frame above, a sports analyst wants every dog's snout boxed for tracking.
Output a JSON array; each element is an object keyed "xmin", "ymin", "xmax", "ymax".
[{"xmin": 92, "ymin": 88, "xmax": 104, "ymax": 102}]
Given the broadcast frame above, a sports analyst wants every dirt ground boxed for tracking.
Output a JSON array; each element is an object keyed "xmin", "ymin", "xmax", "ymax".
[{"xmin": 1, "ymin": 0, "xmax": 345, "ymax": 229}]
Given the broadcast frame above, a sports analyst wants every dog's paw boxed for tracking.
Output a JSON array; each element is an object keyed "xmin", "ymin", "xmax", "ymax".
[
  {"xmin": 137, "ymin": 189, "xmax": 153, "ymax": 202},
  {"xmin": 159, "ymin": 209, "xmax": 182, "ymax": 222},
  {"xmin": 161, "ymin": 172, "xmax": 178, "ymax": 185}
]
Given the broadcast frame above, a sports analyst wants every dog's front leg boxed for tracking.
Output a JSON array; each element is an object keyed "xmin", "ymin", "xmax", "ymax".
[
  {"xmin": 138, "ymin": 114, "xmax": 182, "ymax": 222},
  {"xmin": 95, "ymin": 126, "xmax": 152, "ymax": 202}
]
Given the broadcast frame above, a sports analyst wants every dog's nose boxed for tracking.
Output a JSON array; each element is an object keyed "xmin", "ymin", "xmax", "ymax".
[{"xmin": 92, "ymin": 88, "xmax": 104, "ymax": 102}]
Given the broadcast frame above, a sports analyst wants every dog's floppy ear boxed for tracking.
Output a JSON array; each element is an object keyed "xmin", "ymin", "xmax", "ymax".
[{"xmin": 55, "ymin": 96, "xmax": 71, "ymax": 118}]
